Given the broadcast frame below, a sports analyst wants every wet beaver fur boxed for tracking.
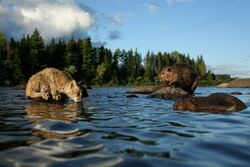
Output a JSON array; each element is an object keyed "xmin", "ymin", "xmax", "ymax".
[{"xmin": 173, "ymin": 93, "xmax": 247, "ymax": 113}]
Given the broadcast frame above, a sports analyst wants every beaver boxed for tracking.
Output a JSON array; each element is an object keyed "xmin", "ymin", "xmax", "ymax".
[
  {"xmin": 26, "ymin": 67, "xmax": 83, "ymax": 103},
  {"xmin": 173, "ymin": 93, "xmax": 247, "ymax": 113},
  {"xmin": 158, "ymin": 64, "xmax": 197, "ymax": 94}
]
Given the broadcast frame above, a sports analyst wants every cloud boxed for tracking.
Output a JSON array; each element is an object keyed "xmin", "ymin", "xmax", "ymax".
[
  {"xmin": 166, "ymin": 0, "xmax": 193, "ymax": 5},
  {"xmin": 0, "ymin": 0, "xmax": 95, "ymax": 41},
  {"xmin": 112, "ymin": 13, "xmax": 124, "ymax": 27},
  {"xmin": 112, "ymin": 12, "xmax": 134, "ymax": 27},
  {"xmin": 207, "ymin": 64, "xmax": 250, "ymax": 78},
  {"xmin": 146, "ymin": 3, "xmax": 160, "ymax": 14},
  {"xmin": 108, "ymin": 30, "xmax": 121, "ymax": 40}
]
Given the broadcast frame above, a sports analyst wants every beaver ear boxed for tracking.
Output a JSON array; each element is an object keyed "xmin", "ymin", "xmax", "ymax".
[{"xmin": 190, "ymin": 97, "xmax": 196, "ymax": 103}]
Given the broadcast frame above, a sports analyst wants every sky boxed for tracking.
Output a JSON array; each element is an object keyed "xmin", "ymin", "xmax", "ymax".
[{"xmin": 0, "ymin": 0, "xmax": 250, "ymax": 77}]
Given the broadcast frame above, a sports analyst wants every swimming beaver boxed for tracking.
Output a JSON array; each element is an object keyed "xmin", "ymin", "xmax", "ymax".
[
  {"xmin": 158, "ymin": 64, "xmax": 197, "ymax": 94},
  {"xmin": 173, "ymin": 93, "xmax": 247, "ymax": 113}
]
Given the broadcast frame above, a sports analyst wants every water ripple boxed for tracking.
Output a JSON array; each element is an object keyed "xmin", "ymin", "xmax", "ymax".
[{"xmin": 0, "ymin": 87, "xmax": 250, "ymax": 167}]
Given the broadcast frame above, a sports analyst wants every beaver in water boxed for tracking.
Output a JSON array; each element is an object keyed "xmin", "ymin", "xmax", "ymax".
[
  {"xmin": 158, "ymin": 64, "xmax": 197, "ymax": 94},
  {"xmin": 173, "ymin": 93, "xmax": 247, "ymax": 113}
]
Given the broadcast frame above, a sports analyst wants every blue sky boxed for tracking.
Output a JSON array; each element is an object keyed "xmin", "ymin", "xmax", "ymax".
[
  {"xmin": 1, "ymin": 0, "xmax": 250, "ymax": 77},
  {"xmin": 78, "ymin": 0, "xmax": 250, "ymax": 77}
]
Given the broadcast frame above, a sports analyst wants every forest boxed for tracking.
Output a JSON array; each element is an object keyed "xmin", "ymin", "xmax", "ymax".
[{"xmin": 0, "ymin": 29, "xmax": 231, "ymax": 87}]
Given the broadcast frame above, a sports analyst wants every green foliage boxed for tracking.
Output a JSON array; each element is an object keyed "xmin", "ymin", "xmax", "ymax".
[
  {"xmin": 0, "ymin": 29, "xmax": 231, "ymax": 86},
  {"xmin": 0, "ymin": 33, "xmax": 7, "ymax": 85},
  {"xmin": 81, "ymin": 37, "xmax": 96, "ymax": 84},
  {"xmin": 63, "ymin": 65, "xmax": 77, "ymax": 78}
]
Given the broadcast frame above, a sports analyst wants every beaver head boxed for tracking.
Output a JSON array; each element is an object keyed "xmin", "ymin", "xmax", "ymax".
[
  {"xmin": 64, "ymin": 80, "xmax": 82, "ymax": 103},
  {"xmin": 158, "ymin": 66, "xmax": 179, "ymax": 86},
  {"xmin": 173, "ymin": 97, "xmax": 198, "ymax": 111}
]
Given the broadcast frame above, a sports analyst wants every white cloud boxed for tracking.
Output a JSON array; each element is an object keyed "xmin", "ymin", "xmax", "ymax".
[
  {"xmin": 146, "ymin": 3, "xmax": 160, "ymax": 14},
  {"xmin": 112, "ymin": 13, "xmax": 123, "ymax": 27},
  {"xmin": 112, "ymin": 12, "xmax": 134, "ymax": 27},
  {"xmin": 166, "ymin": 0, "xmax": 193, "ymax": 5},
  {"xmin": 207, "ymin": 64, "xmax": 250, "ymax": 78},
  {"xmin": 0, "ymin": 0, "xmax": 95, "ymax": 41}
]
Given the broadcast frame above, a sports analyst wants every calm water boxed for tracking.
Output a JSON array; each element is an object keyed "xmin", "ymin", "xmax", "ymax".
[{"xmin": 0, "ymin": 87, "xmax": 250, "ymax": 167}]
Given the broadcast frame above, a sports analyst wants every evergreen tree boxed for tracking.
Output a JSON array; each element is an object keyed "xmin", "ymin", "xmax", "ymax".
[
  {"xmin": 81, "ymin": 37, "xmax": 95, "ymax": 84},
  {"xmin": 144, "ymin": 51, "xmax": 155, "ymax": 83},
  {"xmin": 118, "ymin": 49, "xmax": 128, "ymax": 83},
  {"xmin": 196, "ymin": 55, "xmax": 206, "ymax": 77},
  {"xmin": 0, "ymin": 33, "xmax": 7, "ymax": 85},
  {"xmin": 64, "ymin": 37, "xmax": 78, "ymax": 78},
  {"xmin": 75, "ymin": 39, "xmax": 83, "ymax": 80},
  {"xmin": 19, "ymin": 35, "xmax": 31, "ymax": 79},
  {"xmin": 111, "ymin": 49, "xmax": 120, "ymax": 82},
  {"xmin": 127, "ymin": 49, "xmax": 135, "ymax": 80},
  {"xmin": 30, "ymin": 29, "xmax": 46, "ymax": 69},
  {"xmin": 5, "ymin": 38, "xmax": 23, "ymax": 85},
  {"xmin": 134, "ymin": 49, "xmax": 142, "ymax": 78},
  {"xmin": 155, "ymin": 52, "xmax": 163, "ymax": 75}
]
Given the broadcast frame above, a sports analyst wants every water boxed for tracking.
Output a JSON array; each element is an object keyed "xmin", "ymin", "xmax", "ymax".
[{"xmin": 0, "ymin": 87, "xmax": 250, "ymax": 167}]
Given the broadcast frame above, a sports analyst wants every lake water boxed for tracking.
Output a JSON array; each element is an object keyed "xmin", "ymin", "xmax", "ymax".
[{"xmin": 0, "ymin": 87, "xmax": 250, "ymax": 167}]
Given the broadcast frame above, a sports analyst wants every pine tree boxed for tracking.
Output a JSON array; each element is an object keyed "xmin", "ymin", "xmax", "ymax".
[
  {"xmin": 0, "ymin": 33, "xmax": 7, "ymax": 85},
  {"xmin": 75, "ymin": 39, "xmax": 83, "ymax": 80},
  {"xmin": 81, "ymin": 37, "xmax": 95, "ymax": 84},
  {"xmin": 119, "ymin": 49, "xmax": 128, "ymax": 83},
  {"xmin": 196, "ymin": 55, "xmax": 206, "ymax": 78},
  {"xmin": 144, "ymin": 51, "xmax": 155, "ymax": 83},
  {"xmin": 127, "ymin": 49, "xmax": 135, "ymax": 80},
  {"xmin": 64, "ymin": 37, "xmax": 78, "ymax": 78},
  {"xmin": 134, "ymin": 49, "xmax": 142, "ymax": 78},
  {"xmin": 111, "ymin": 49, "xmax": 120, "ymax": 82},
  {"xmin": 155, "ymin": 52, "xmax": 163, "ymax": 75},
  {"xmin": 5, "ymin": 38, "xmax": 24, "ymax": 85},
  {"xmin": 30, "ymin": 29, "xmax": 46, "ymax": 67}
]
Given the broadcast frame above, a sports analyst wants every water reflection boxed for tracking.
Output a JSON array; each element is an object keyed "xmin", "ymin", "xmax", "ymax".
[
  {"xmin": 25, "ymin": 101, "xmax": 92, "ymax": 143},
  {"xmin": 25, "ymin": 101, "xmax": 85, "ymax": 122}
]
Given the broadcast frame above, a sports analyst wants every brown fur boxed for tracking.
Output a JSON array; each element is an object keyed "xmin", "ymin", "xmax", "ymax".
[
  {"xmin": 26, "ymin": 67, "xmax": 82, "ymax": 103},
  {"xmin": 158, "ymin": 64, "xmax": 197, "ymax": 94},
  {"xmin": 173, "ymin": 93, "xmax": 247, "ymax": 113}
]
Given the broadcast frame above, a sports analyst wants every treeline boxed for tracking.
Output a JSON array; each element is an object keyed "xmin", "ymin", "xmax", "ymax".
[{"xmin": 0, "ymin": 29, "xmax": 228, "ymax": 86}]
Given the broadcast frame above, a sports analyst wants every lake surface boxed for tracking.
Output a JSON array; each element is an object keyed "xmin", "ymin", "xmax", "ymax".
[{"xmin": 0, "ymin": 87, "xmax": 250, "ymax": 167}]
